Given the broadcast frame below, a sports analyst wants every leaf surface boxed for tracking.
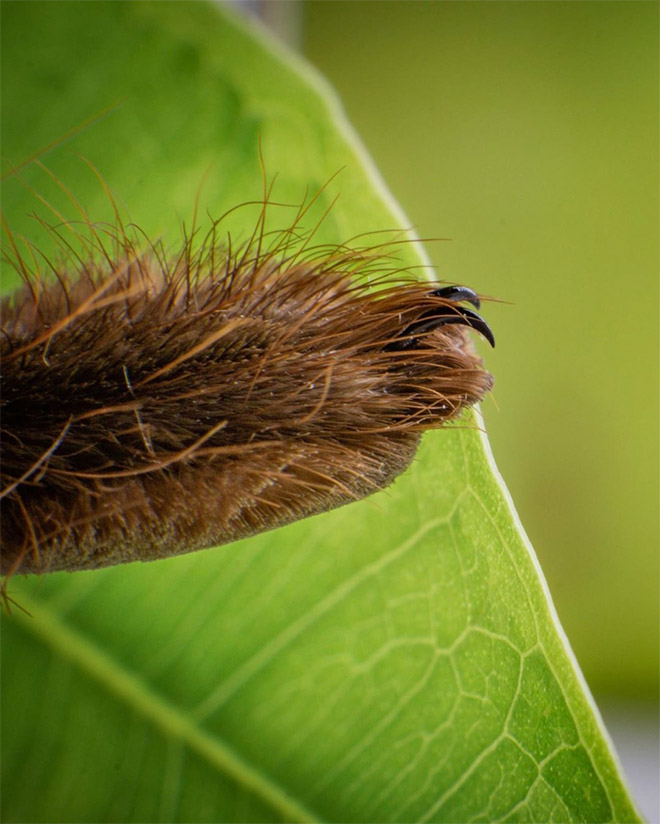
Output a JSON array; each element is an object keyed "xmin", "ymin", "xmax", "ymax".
[{"xmin": 0, "ymin": 2, "xmax": 640, "ymax": 822}]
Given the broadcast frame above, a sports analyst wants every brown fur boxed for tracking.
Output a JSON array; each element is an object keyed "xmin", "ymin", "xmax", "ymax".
[{"xmin": 1, "ymin": 212, "xmax": 493, "ymax": 576}]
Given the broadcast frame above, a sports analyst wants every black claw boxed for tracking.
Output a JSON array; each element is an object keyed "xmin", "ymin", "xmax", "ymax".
[
  {"xmin": 430, "ymin": 285, "xmax": 481, "ymax": 310},
  {"xmin": 430, "ymin": 306, "xmax": 496, "ymax": 348},
  {"xmin": 386, "ymin": 285, "xmax": 495, "ymax": 351}
]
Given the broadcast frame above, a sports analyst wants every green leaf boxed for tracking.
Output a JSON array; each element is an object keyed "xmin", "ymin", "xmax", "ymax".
[{"xmin": 0, "ymin": 2, "xmax": 641, "ymax": 822}]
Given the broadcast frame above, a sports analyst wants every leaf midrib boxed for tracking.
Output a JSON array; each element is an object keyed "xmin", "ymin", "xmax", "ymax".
[{"xmin": 10, "ymin": 597, "xmax": 320, "ymax": 824}]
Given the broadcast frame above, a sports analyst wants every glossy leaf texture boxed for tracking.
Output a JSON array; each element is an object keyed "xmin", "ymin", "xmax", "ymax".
[{"xmin": 0, "ymin": 2, "xmax": 640, "ymax": 822}]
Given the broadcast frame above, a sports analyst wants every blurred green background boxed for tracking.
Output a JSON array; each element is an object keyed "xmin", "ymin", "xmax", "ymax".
[{"xmin": 301, "ymin": 0, "xmax": 658, "ymax": 703}]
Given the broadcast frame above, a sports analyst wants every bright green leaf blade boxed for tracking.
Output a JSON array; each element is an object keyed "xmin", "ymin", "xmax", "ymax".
[{"xmin": 0, "ymin": 2, "xmax": 641, "ymax": 822}]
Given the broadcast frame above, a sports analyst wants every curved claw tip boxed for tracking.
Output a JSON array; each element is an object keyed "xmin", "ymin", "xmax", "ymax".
[
  {"xmin": 455, "ymin": 306, "xmax": 496, "ymax": 348},
  {"xmin": 386, "ymin": 286, "xmax": 495, "ymax": 351}
]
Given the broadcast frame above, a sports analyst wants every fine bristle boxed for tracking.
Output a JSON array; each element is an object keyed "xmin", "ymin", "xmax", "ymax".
[{"xmin": 1, "ymin": 207, "xmax": 494, "ymax": 577}]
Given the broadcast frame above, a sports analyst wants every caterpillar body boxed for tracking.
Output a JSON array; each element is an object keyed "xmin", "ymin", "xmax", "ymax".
[{"xmin": 1, "ymin": 202, "xmax": 494, "ymax": 578}]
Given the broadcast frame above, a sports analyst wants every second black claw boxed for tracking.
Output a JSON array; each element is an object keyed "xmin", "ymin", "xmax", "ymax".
[{"xmin": 386, "ymin": 284, "xmax": 495, "ymax": 351}]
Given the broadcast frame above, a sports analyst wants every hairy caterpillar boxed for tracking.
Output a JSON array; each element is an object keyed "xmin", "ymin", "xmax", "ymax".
[{"xmin": 0, "ymin": 185, "xmax": 494, "ymax": 579}]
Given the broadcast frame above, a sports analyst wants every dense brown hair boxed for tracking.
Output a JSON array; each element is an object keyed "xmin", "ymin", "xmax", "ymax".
[{"xmin": 1, "ymin": 184, "xmax": 494, "ymax": 579}]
